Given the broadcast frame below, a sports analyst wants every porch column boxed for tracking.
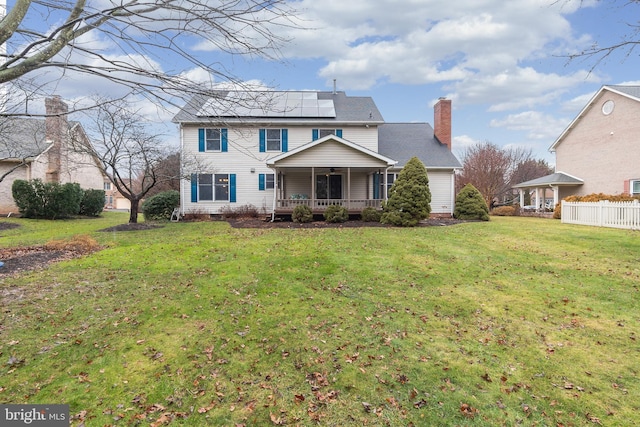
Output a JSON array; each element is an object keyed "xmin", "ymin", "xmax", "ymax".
[
  {"xmin": 347, "ymin": 167, "xmax": 351, "ymax": 209},
  {"xmin": 552, "ymin": 186, "xmax": 559, "ymax": 207},
  {"xmin": 311, "ymin": 167, "xmax": 315, "ymax": 210},
  {"xmin": 534, "ymin": 187, "xmax": 541, "ymax": 210},
  {"xmin": 519, "ymin": 189, "xmax": 524, "ymax": 207}
]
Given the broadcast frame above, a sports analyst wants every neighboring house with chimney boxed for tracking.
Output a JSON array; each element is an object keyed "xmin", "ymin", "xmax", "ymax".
[
  {"xmin": 0, "ymin": 96, "xmax": 106, "ymax": 214},
  {"xmin": 173, "ymin": 90, "xmax": 461, "ymax": 218},
  {"xmin": 514, "ymin": 85, "xmax": 640, "ymax": 206}
]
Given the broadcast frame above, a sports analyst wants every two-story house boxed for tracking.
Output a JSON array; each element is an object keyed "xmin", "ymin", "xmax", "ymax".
[
  {"xmin": 173, "ymin": 90, "xmax": 462, "ymax": 219},
  {"xmin": 514, "ymin": 85, "xmax": 640, "ymax": 207},
  {"xmin": 0, "ymin": 96, "xmax": 106, "ymax": 214}
]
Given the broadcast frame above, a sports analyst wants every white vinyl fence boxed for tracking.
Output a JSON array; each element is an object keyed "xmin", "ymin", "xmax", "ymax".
[{"xmin": 561, "ymin": 200, "xmax": 640, "ymax": 229}]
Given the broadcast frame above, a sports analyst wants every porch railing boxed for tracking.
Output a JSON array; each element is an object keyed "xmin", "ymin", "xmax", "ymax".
[{"xmin": 276, "ymin": 199, "xmax": 382, "ymax": 211}]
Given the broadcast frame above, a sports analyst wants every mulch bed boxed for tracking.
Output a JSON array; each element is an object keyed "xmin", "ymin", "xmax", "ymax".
[{"xmin": 226, "ymin": 217, "xmax": 466, "ymax": 228}]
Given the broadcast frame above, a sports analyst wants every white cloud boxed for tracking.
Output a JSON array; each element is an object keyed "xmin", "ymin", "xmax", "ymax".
[
  {"xmin": 279, "ymin": 0, "xmax": 601, "ymax": 111},
  {"xmin": 490, "ymin": 111, "xmax": 569, "ymax": 140}
]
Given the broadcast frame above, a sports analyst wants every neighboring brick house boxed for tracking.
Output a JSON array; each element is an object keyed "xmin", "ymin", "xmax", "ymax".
[
  {"xmin": 0, "ymin": 96, "xmax": 106, "ymax": 214},
  {"xmin": 514, "ymin": 85, "xmax": 640, "ymax": 205},
  {"xmin": 173, "ymin": 91, "xmax": 462, "ymax": 218}
]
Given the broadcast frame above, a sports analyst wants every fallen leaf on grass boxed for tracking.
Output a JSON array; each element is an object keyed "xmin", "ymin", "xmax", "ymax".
[
  {"xmin": 460, "ymin": 403, "xmax": 478, "ymax": 418},
  {"xmin": 586, "ymin": 413, "xmax": 602, "ymax": 424},
  {"xmin": 197, "ymin": 402, "xmax": 215, "ymax": 414},
  {"xmin": 270, "ymin": 412, "xmax": 284, "ymax": 425}
]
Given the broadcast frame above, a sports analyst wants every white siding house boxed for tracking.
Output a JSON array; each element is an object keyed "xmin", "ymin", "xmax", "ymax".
[{"xmin": 173, "ymin": 91, "xmax": 462, "ymax": 218}]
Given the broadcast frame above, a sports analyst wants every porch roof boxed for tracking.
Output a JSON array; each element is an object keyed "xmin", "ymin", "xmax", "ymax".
[
  {"xmin": 513, "ymin": 172, "xmax": 584, "ymax": 189},
  {"xmin": 266, "ymin": 134, "xmax": 397, "ymax": 168}
]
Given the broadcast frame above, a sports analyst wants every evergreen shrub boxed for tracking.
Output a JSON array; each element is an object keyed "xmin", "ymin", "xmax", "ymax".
[
  {"xmin": 360, "ymin": 207, "xmax": 382, "ymax": 222},
  {"xmin": 380, "ymin": 157, "xmax": 431, "ymax": 226},
  {"xmin": 454, "ymin": 184, "xmax": 489, "ymax": 221},
  {"xmin": 323, "ymin": 205, "xmax": 348, "ymax": 223},
  {"xmin": 141, "ymin": 190, "xmax": 180, "ymax": 221},
  {"xmin": 12, "ymin": 179, "xmax": 83, "ymax": 219},
  {"xmin": 80, "ymin": 189, "xmax": 106, "ymax": 217},
  {"xmin": 292, "ymin": 205, "xmax": 313, "ymax": 223}
]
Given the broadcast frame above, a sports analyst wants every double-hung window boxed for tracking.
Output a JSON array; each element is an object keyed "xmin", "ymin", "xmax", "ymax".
[
  {"xmin": 266, "ymin": 129, "xmax": 282, "ymax": 151},
  {"xmin": 198, "ymin": 128, "xmax": 228, "ymax": 152},
  {"xmin": 197, "ymin": 174, "xmax": 229, "ymax": 201},
  {"xmin": 206, "ymin": 129, "xmax": 221, "ymax": 151},
  {"xmin": 259, "ymin": 129, "xmax": 288, "ymax": 152},
  {"xmin": 191, "ymin": 173, "xmax": 236, "ymax": 203},
  {"xmin": 632, "ymin": 180, "xmax": 640, "ymax": 196},
  {"xmin": 259, "ymin": 173, "xmax": 275, "ymax": 190}
]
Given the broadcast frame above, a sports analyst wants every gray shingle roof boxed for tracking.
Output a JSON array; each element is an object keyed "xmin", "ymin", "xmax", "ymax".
[
  {"xmin": 378, "ymin": 123, "xmax": 461, "ymax": 169},
  {"xmin": 607, "ymin": 85, "xmax": 640, "ymax": 100},
  {"xmin": 0, "ymin": 118, "xmax": 49, "ymax": 159},
  {"xmin": 172, "ymin": 91, "xmax": 384, "ymax": 124},
  {"xmin": 513, "ymin": 172, "xmax": 583, "ymax": 188}
]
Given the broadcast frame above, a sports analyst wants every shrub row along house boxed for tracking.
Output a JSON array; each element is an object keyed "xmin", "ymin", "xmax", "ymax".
[
  {"xmin": 514, "ymin": 85, "xmax": 640, "ymax": 205},
  {"xmin": 173, "ymin": 90, "xmax": 461, "ymax": 218},
  {"xmin": 0, "ymin": 96, "xmax": 105, "ymax": 214}
]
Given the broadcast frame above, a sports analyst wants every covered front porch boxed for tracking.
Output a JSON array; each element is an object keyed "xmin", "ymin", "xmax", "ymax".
[
  {"xmin": 266, "ymin": 135, "xmax": 397, "ymax": 215},
  {"xmin": 272, "ymin": 167, "xmax": 389, "ymax": 214}
]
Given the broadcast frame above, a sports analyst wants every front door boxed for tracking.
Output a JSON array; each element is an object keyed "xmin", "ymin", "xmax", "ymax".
[{"xmin": 316, "ymin": 174, "xmax": 342, "ymax": 199}]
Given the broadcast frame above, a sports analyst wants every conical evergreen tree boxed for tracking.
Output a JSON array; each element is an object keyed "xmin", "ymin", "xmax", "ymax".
[
  {"xmin": 454, "ymin": 183, "xmax": 489, "ymax": 221},
  {"xmin": 380, "ymin": 157, "xmax": 431, "ymax": 226}
]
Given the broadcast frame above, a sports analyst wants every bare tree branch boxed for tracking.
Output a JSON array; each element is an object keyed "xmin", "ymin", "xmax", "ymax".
[{"xmin": 0, "ymin": 1, "xmax": 299, "ymax": 113}]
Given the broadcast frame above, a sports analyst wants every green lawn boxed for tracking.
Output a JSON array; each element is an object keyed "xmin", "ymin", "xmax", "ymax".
[{"xmin": 1, "ymin": 213, "xmax": 639, "ymax": 426}]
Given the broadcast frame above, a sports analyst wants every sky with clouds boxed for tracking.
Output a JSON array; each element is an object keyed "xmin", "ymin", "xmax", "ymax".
[{"xmin": 4, "ymin": 0, "xmax": 640, "ymax": 165}]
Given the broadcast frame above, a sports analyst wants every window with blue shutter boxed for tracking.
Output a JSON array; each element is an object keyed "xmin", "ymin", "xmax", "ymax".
[
  {"xmin": 199, "ymin": 128, "xmax": 227, "ymax": 152},
  {"xmin": 312, "ymin": 129, "xmax": 319, "ymax": 141},
  {"xmin": 260, "ymin": 129, "xmax": 288, "ymax": 152},
  {"xmin": 258, "ymin": 174, "xmax": 275, "ymax": 190},
  {"xmin": 316, "ymin": 129, "xmax": 343, "ymax": 139}
]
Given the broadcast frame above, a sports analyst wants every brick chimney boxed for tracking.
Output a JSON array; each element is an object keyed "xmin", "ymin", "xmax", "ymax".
[
  {"xmin": 434, "ymin": 97, "xmax": 451, "ymax": 150},
  {"xmin": 45, "ymin": 95, "xmax": 68, "ymax": 183}
]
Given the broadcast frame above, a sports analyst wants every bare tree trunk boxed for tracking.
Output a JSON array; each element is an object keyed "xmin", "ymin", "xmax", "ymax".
[{"xmin": 129, "ymin": 199, "xmax": 140, "ymax": 224}]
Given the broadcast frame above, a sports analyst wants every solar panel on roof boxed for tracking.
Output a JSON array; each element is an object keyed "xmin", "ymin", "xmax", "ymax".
[{"xmin": 197, "ymin": 91, "xmax": 336, "ymax": 118}]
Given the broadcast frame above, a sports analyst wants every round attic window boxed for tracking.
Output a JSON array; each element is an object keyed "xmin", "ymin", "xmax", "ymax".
[{"xmin": 602, "ymin": 100, "xmax": 615, "ymax": 115}]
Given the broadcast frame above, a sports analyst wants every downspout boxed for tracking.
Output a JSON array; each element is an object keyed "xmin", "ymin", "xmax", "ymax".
[
  {"xmin": 270, "ymin": 166, "xmax": 277, "ymax": 222},
  {"xmin": 180, "ymin": 125, "xmax": 185, "ymax": 216}
]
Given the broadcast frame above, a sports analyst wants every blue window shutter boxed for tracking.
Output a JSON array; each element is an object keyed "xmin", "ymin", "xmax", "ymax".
[
  {"xmin": 373, "ymin": 173, "xmax": 380, "ymax": 199},
  {"xmin": 229, "ymin": 174, "xmax": 236, "ymax": 202},
  {"xmin": 336, "ymin": 129, "xmax": 343, "ymax": 138},
  {"xmin": 259, "ymin": 174, "xmax": 265, "ymax": 191},
  {"xmin": 312, "ymin": 129, "xmax": 319, "ymax": 141},
  {"xmin": 259, "ymin": 129, "xmax": 266, "ymax": 152},
  {"xmin": 221, "ymin": 128, "xmax": 228, "ymax": 152},
  {"xmin": 191, "ymin": 173, "xmax": 198, "ymax": 202},
  {"xmin": 198, "ymin": 129, "xmax": 205, "ymax": 152},
  {"xmin": 282, "ymin": 129, "xmax": 288, "ymax": 152}
]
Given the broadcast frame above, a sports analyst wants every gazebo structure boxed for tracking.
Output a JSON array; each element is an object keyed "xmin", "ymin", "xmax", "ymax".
[{"xmin": 513, "ymin": 172, "xmax": 584, "ymax": 210}]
